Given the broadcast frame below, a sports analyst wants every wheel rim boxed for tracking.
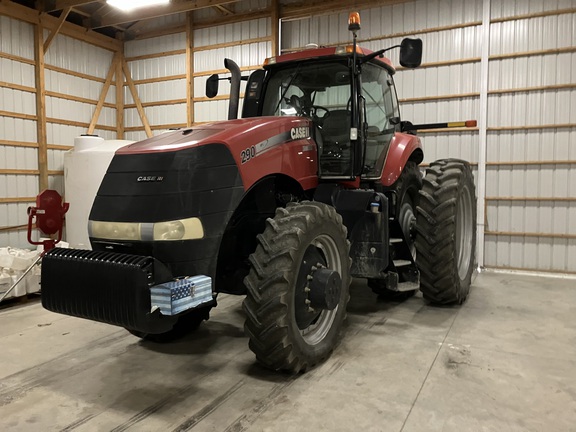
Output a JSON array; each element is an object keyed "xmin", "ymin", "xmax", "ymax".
[
  {"xmin": 299, "ymin": 234, "xmax": 341, "ymax": 346},
  {"xmin": 399, "ymin": 193, "xmax": 417, "ymax": 259},
  {"xmin": 455, "ymin": 185, "xmax": 474, "ymax": 280}
]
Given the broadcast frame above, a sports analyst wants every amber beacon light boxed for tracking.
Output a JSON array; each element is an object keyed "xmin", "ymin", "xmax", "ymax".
[{"xmin": 348, "ymin": 12, "xmax": 361, "ymax": 32}]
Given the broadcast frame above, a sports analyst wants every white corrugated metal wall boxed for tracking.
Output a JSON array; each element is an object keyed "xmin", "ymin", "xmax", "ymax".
[
  {"xmin": 0, "ymin": 13, "xmax": 118, "ymax": 249},
  {"xmin": 0, "ymin": 15, "xmax": 37, "ymax": 249},
  {"xmin": 124, "ymin": 20, "xmax": 188, "ymax": 142},
  {"xmin": 2, "ymin": 0, "xmax": 575, "ymax": 274},
  {"xmin": 485, "ymin": 1, "xmax": 576, "ymax": 273},
  {"xmin": 282, "ymin": 0, "xmax": 575, "ymax": 273},
  {"xmin": 193, "ymin": 0, "xmax": 270, "ymax": 123},
  {"xmin": 193, "ymin": 16, "xmax": 271, "ymax": 123},
  {"xmin": 44, "ymin": 32, "xmax": 117, "ymax": 189},
  {"xmin": 123, "ymin": 0, "xmax": 271, "ymax": 140}
]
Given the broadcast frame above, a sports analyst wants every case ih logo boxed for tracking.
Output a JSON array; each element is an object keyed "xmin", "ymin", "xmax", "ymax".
[
  {"xmin": 290, "ymin": 126, "xmax": 309, "ymax": 140},
  {"xmin": 137, "ymin": 176, "xmax": 164, "ymax": 182}
]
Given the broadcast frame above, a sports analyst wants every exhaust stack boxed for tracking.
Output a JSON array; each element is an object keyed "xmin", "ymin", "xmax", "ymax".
[{"xmin": 225, "ymin": 58, "xmax": 241, "ymax": 120}]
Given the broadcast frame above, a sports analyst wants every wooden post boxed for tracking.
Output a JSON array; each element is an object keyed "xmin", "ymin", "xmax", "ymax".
[
  {"xmin": 87, "ymin": 52, "xmax": 118, "ymax": 134},
  {"xmin": 271, "ymin": 0, "xmax": 280, "ymax": 56},
  {"xmin": 122, "ymin": 59, "xmax": 153, "ymax": 138},
  {"xmin": 116, "ymin": 39, "xmax": 125, "ymax": 139},
  {"xmin": 34, "ymin": 19, "xmax": 48, "ymax": 192},
  {"xmin": 186, "ymin": 12, "xmax": 194, "ymax": 126}
]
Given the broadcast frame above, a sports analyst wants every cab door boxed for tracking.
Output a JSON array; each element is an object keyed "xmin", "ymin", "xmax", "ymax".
[{"xmin": 359, "ymin": 63, "xmax": 400, "ymax": 178}]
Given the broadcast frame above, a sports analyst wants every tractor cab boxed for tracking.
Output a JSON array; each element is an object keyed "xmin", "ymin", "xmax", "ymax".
[
  {"xmin": 260, "ymin": 58, "xmax": 355, "ymax": 178},
  {"xmin": 257, "ymin": 50, "xmax": 405, "ymax": 180},
  {"xmin": 207, "ymin": 13, "xmax": 422, "ymax": 181}
]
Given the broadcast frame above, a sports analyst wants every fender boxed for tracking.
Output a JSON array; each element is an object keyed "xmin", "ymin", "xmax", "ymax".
[{"xmin": 380, "ymin": 132, "xmax": 423, "ymax": 186}]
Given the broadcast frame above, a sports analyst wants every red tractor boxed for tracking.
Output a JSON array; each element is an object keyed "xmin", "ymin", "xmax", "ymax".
[{"xmin": 41, "ymin": 13, "xmax": 476, "ymax": 373}]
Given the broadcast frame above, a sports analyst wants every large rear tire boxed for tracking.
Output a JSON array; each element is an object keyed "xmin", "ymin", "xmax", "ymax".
[
  {"xmin": 243, "ymin": 201, "xmax": 351, "ymax": 373},
  {"xmin": 369, "ymin": 161, "xmax": 422, "ymax": 301},
  {"xmin": 415, "ymin": 159, "xmax": 477, "ymax": 305}
]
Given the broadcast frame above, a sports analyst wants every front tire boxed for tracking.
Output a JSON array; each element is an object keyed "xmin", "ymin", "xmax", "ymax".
[
  {"xmin": 243, "ymin": 201, "xmax": 351, "ymax": 373},
  {"xmin": 415, "ymin": 159, "xmax": 477, "ymax": 305}
]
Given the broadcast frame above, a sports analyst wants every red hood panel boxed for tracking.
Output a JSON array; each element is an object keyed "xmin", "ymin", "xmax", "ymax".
[{"xmin": 116, "ymin": 117, "xmax": 307, "ymax": 154}]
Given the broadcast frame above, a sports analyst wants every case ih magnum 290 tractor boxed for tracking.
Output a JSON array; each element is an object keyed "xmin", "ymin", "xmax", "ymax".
[{"xmin": 42, "ymin": 13, "xmax": 476, "ymax": 373}]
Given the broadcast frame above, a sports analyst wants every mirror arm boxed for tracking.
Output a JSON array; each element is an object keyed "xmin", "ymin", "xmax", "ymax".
[
  {"xmin": 359, "ymin": 45, "xmax": 400, "ymax": 65},
  {"xmin": 225, "ymin": 76, "xmax": 250, "ymax": 82}
]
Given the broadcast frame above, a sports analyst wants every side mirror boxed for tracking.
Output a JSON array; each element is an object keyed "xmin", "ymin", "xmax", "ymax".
[
  {"xmin": 399, "ymin": 38, "xmax": 422, "ymax": 68},
  {"xmin": 206, "ymin": 74, "xmax": 219, "ymax": 98}
]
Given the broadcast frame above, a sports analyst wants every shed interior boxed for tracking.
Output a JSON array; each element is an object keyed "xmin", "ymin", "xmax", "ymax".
[{"xmin": 0, "ymin": 0, "xmax": 575, "ymax": 274}]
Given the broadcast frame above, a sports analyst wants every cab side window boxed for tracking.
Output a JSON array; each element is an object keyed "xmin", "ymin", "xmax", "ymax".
[{"xmin": 361, "ymin": 64, "xmax": 399, "ymax": 177}]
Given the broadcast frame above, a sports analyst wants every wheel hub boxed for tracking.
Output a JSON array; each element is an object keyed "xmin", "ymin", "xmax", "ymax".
[
  {"xmin": 309, "ymin": 268, "xmax": 341, "ymax": 311},
  {"xmin": 399, "ymin": 201, "xmax": 417, "ymax": 259},
  {"xmin": 294, "ymin": 243, "xmax": 342, "ymax": 331}
]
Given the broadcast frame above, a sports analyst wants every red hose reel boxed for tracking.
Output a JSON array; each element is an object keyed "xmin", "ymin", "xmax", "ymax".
[{"xmin": 27, "ymin": 190, "xmax": 70, "ymax": 254}]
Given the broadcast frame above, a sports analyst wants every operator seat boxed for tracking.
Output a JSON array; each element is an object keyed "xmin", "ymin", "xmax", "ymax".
[{"xmin": 321, "ymin": 110, "xmax": 351, "ymax": 147}]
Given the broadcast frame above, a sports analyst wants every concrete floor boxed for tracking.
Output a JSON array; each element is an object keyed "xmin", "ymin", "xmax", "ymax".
[{"xmin": 0, "ymin": 271, "xmax": 575, "ymax": 432}]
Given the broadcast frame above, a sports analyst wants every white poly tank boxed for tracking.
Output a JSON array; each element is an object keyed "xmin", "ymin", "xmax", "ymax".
[{"xmin": 64, "ymin": 135, "xmax": 135, "ymax": 249}]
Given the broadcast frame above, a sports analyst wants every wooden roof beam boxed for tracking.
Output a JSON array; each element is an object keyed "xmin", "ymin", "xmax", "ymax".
[
  {"xmin": 44, "ymin": 0, "xmax": 101, "ymax": 13},
  {"xmin": 91, "ymin": 0, "xmax": 239, "ymax": 29},
  {"xmin": 214, "ymin": 4, "xmax": 234, "ymax": 15},
  {"xmin": 69, "ymin": 7, "xmax": 89, "ymax": 16},
  {"xmin": 43, "ymin": 7, "xmax": 71, "ymax": 52},
  {"xmin": 283, "ymin": 0, "xmax": 410, "ymax": 20}
]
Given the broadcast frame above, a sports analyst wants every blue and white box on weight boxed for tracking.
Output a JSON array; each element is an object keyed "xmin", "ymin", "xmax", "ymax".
[{"xmin": 150, "ymin": 275, "xmax": 213, "ymax": 315}]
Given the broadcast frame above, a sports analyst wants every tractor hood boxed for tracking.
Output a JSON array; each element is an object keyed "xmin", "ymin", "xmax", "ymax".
[
  {"xmin": 88, "ymin": 115, "xmax": 317, "ymax": 281},
  {"xmin": 117, "ymin": 117, "xmax": 312, "ymax": 155}
]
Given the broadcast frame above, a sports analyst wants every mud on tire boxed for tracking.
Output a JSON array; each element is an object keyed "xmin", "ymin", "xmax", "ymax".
[
  {"xmin": 243, "ymin": 201, "xmax": 351, "ymax": 373},
  {"xmin": 415, "ymin": 159, "xmax": 477, "ymax": 305}
]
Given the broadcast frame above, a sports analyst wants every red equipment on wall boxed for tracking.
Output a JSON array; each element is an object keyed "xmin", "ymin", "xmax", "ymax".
[
  {"xmin": 0, "ymin": 190, "xmax": 69, "ymax": 304},
  {"xmin": 27, "ymin": 190, "xmax": 70, "ymax": 254}
]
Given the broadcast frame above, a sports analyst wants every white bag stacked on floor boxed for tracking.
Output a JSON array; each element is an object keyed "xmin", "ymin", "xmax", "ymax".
[
  {"xmin": 0, "ymin": 241, "xmax": 69, "ymax": 300},
  {"xmin": 0, "ymin": 248, "xmax": 40, "ymax": 299}
]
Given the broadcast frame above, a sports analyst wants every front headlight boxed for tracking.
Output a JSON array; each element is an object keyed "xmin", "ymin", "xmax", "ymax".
[
  {"xmin": 89, "ymin": 217, "xmax": 204, "ymax": 241},
  {"xmin": 153, "ymin": 220, "xmax": 185, "ymax": 240},
  {"xmin": 90, "ymin": 221, "xmax": 142, "ymax": 241},
  {"xmin": 152, "ymin": 218, "xmax": 204, "ymax": 241}
]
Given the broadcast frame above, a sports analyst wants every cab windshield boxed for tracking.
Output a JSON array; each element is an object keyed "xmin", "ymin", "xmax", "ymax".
[{"xmin": 262, "ymin": 61, "xmax": 353, "ymax": 176}]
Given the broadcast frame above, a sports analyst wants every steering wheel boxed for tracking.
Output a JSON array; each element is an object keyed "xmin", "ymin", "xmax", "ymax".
[
  {"xmin": 311, "ymin": 105, "xmax": 329, "ymax": 120},
  {"xmin": 308, "ymin": 105, "xmax": 330, "ymax": 126},
  {"xmin": 284, "ymin": 95, "xmax": 303, "ymax": 115}
]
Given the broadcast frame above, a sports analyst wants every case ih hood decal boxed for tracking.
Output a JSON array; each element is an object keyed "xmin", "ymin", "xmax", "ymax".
[
  {"xmin": 290, "ymin": 126, "xmax": 310, "ymax": 140},
  {"xmin": 240, "ymin": 127, "xmax": 309, "ymax": 164},
  {"xmin": 137, "ymin": 175, "xmax": 164, "ymax": 182}
]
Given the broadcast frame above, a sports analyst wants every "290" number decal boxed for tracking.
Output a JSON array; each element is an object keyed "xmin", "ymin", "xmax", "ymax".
[{"xmin": 240, "ymin": 146, "xmax": 256, "ymax": 164}]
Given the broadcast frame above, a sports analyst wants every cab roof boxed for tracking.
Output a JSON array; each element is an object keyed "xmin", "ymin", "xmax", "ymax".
[{"xmin": 264, "ymin": 45, "xmax": 396, "ymax": 74}]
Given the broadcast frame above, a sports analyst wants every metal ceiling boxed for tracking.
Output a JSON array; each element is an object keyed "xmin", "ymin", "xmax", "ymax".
[{"xmin": 13, "ymin": 0, "xmax": 241, "ymax": 38}]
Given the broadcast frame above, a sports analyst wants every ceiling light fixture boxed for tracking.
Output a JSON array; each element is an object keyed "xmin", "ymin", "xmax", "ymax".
[{"xmin": 106, "ymin": 0, "xmax": 170, "ymax": 12}]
